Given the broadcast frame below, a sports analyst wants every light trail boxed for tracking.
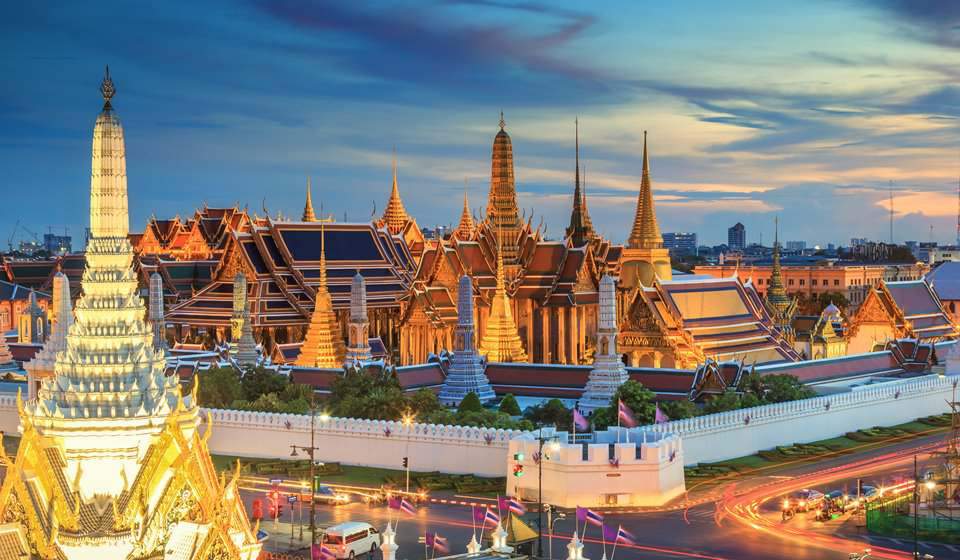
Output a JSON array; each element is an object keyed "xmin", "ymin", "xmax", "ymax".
[{"xmin": 719, "ymin": 440, "xmax": 945, "ymax": 559}]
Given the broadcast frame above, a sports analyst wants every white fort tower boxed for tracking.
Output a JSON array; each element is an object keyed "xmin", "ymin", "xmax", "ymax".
[{"xmin": 0, "ymin": 68, "xmax": 260, "ymax": 560}]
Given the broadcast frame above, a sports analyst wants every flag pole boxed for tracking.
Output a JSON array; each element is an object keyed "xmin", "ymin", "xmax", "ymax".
[
  {"xmin": 600, "ymin": 523, "xmax": 607, "ymax": 560},
  {"xmin": 610, "ymin": 527, "xmax": 620, "ymax": 560}
]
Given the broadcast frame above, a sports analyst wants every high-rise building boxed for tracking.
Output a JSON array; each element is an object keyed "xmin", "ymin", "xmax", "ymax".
[
  {"xmin": 728, "ymin": 222, "xmax": 746, "ymax": 251},
  {"xmin": 663, "ymin": 232, "xmax": 698, "ymax": 257},
  {"xmin": 785, "ymin": 241, "xmax": 806, "ymax": 252},
  {"xmin": 43, "ymin": 233, "xmax": 72, "ymax": 255}
]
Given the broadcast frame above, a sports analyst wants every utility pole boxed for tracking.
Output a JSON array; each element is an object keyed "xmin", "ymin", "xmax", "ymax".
[
  {"xmin": 889, "ymin": 181, "xmax": 895, "ymax": 245},
  {"xmin": 290, "ymin": 392, "xmax": 321, "ymax": 547},
  {"xmin": 538, "ymin": 426, "xmax": 545, "ymax": 557},
  {"xmin": 913, "ymin": 454, "xmax": 919, "ymax": 559}
]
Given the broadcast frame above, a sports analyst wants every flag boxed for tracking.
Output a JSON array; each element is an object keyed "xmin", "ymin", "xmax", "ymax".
[
  {"xmin": 498, "ymin": 495, "xmax": 509, "ymax": 514},
  {"xmin": 426, "ymin": 532, "xmax": 449, "ymax": 554},
  {"xmin": 484, "ymin": 507, "xmax": 501, "ymax": 526},
  {"xmin": 602, "ymin": 523, "xmax": 617, "ymax": 543},
  {"xmin": 506, "ymin": 497, "xmax": 526, "ymax": 515},
  {"xmin": 618, "ymin": 399, "xmax": 638, "ymax": 428},
  {"xmin": 389, "ymin": 496, "xmax": 417, "ymax": 516},
  {"xmin": 473, "ymin": 506, "xmax": 486, "ymax": 524},
  {"xmin": 312, "ymin": 545, "xmax": 336, "ymax": 560},
  {"xmin": 575, "ymin": 506, "xmax": 587, "ymax": 523},
  {"xmin": 655, "ymin": 404, "xmax": 669, "ymax": 424},
  {"xmin": 616, "ymin": 525, "xmax": 636, "ymax": 545},
  {"xmin": 584, "ymin": 508, "xmax": 604, "ymax": 527},
  {"xmin": 573, "ymin": 408, "xmax": 589, "ymax": 431}
]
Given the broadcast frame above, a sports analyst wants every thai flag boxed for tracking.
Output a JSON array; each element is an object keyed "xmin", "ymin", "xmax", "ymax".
[
  {"xmin": 576, "ymin": 506, "xmax": 604, "ymax": 527},
  {"xmin": 484, "ymin": 507, "xmax": 501, "ymax": 526},
  {"xmin": 573, "ymin": 408, "xmax": 589, "ymax": 431},
  {"xmin": 654, "ymin": 404, "xmax": 669, "ymax": 424},
  {"xmin": 506, "ymin": 497, "xmax": 526, "ymax": 515},
  {"xmin": 618, "ymin": 399, "xmax": 638, "ymax": 428},
  {"xmin": 616, "ymin": 525, "xmax": 636, "ymax": 545},
  {"xmin": 312, "ymin": 544, "xmax": 336, "ymax": 560},
  {"xmin": 388, "ymin": 496, "xmax": 417, "ymax": 516},
  {"xmin": 426, "ymin": 532, "xmax": 448, "ymax": 554},
  {"xmin": 472, "ymin": 505, "xmax": 486, "ymax": 525}
]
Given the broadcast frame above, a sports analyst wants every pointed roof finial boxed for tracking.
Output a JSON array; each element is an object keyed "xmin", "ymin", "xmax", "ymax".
[
  {"xmin": 628, "ymin": 130, "xmax": 663, "ymax": 249},
  {"xmin": 100, "ymin": 65, "xmax": 116, "ymax": 110},
  {"xmin": 381, "ymin": 146, "xmax": 410, "ymax": 234},
  {"xmin": 499, "ymin": 110, "xmax": 505, "ymax": 131},
  {"xmin": 302, "ymin": 176, "xmax": 317, "ymax": 222}
]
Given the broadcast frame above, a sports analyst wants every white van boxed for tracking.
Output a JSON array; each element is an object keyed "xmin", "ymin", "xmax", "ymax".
[{"xmin": 321, "ymin": 522, "xmax": 380, "ymax": 559}]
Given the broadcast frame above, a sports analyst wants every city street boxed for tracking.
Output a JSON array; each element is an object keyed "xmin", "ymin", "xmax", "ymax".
[{"xmin": 243, "ymin": 430, "xmax": 956, "ymax": 560}]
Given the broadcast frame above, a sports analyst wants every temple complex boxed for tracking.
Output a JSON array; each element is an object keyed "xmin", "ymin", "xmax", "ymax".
[
  {"xmin": 0, "ymin": 69, "xmax": 260, "ymax": 559},
  {"xmin": 846, "ymin": 279, "xmax": 958, "ymax": 354}
]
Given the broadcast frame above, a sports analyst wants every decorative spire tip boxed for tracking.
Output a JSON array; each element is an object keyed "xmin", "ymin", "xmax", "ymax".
[
  {"xmin": 499, "ymin": 110, "xmax": 505, "ymax": 130},
  {"xmin": 100, "ymin": 65, "xmax": 116, "ymax": 110}
]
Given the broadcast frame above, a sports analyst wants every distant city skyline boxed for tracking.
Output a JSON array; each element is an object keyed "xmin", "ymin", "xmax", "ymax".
[{"xmin": 3, "ymin": 1, "xmax": 960, "ymax": 248}]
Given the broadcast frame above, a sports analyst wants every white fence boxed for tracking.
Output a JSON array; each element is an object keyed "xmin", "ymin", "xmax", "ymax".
[
  {"xmin": 204, "ymin": 409, "xmax": 521, "ymax": 477},
  {"xmin": 644, "ymin": 373, "xmax": 958, "ymax": 466}
]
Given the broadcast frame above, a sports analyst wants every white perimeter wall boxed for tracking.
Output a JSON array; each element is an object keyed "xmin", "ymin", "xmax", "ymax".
[{"xmin": 644, "ymin": 373, "xmax": 958, "ymax": 466}]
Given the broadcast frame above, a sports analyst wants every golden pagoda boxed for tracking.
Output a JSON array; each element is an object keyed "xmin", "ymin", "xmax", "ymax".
[
  {"xmin": 763, "ymin": 217, "xmax": 798, "ymax": 337},
  {"xmin": 380, "ymin": 151, "xmax": 410, "ymax": 235},
  {"xmin": 454, "ymin": 188, "xmax": 475, "ymax": 241},
  {"xmin": 0, "ymin": 67, "xmax": 260, "ymax": 559},
  {"xmin": 620, "ymin": 131, "xmax": 672, "ymax": 288},
  {"xmin": 296, "ymin": 223, "xmax": 347, "ymax": 367},
  {"xmin": 302, "ymin": 176, "xmax": 317, "ymax": 222},
  {"xmin": 476, "ymin": 235, "xmax": 528, "ymax": 363},
  {"xmin": 485, "ymin": 112, "xmax": 524, "ymax": 265}
]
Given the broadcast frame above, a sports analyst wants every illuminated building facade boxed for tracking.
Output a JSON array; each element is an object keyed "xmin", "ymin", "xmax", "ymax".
[{"xmin": 0, "ymin": 69, "xmax": 260, "ymax": 559}]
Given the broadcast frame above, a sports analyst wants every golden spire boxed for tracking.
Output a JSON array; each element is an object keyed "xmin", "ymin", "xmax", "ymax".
[
  {"xmin": 297, "ymin": 221, "xmax": 346, "ymax": 368},
  {"xmin": 477, "ymin": 225, "xmax": 528, "ymax": 363},
  {"xmin": 302, "ymin": 176, "xmax": 317, "ymax": 222},
  {"xmin": 381, "ymin": 148, "xmax": 410, "ymax": 234},
  {"xmin": 454, "ymin": 181, "xmax": 475, "ymax": 240},
  {"xmin": 628, "ymin": 131, "xmax": 663, "ymax": 249},
  {"xmin": 486, "ymin": 112, "xmax": 523, "ymax": 264}
]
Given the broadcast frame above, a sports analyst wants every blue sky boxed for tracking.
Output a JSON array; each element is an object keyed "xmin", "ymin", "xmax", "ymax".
[{"xmin": 2, "ymin": 0, "xmax": 960, "ymax": 247}]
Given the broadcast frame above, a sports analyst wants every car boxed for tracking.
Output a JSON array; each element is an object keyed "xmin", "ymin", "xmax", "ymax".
[
  {"xmin": 782, "ymin": 489, "xmax": 825, "ymax": 513},
  {"xmin": 321, "ymin": 522, "xmax": 381, "ymax": 559},
  {"xmin": 314, "ymin": 484, "xmax": 351, "ymax": 505}
]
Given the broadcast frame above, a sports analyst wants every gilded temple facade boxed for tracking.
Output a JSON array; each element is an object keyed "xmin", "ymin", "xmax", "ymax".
[{"xmin": 0, "ymin": 69, "xmax": 260, "ymax": 559}]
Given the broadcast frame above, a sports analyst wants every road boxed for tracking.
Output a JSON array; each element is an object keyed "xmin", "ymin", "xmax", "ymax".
[{"xmin": 242, "ymin": 431, "xmax": 954, "ymax": 560}]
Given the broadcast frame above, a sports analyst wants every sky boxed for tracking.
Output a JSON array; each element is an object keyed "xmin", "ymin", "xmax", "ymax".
[{"xmin": 2, "ymin": 1, "xmax": 960, "ymax": 248}]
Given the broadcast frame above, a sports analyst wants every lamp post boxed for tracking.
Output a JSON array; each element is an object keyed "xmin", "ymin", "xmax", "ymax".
[
  {"xmin": 913, "ymin": 455, "xmax": 919, "ymax": 559},
  {"xmin": 290, "ymin": 397, "xmax": 329, "ymax": 549},
  {"xmin": 544, "ymin": 505, "xmax": 566, "ymax": 560}
]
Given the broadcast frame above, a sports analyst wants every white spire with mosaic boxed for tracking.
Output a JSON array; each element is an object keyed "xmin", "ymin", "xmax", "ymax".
[{"xmin": 0, "ymin": 68, "xmax": 261, "ymax": 560}]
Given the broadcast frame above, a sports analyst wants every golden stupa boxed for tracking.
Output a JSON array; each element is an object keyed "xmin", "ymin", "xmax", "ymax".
[{"xmin": 296, "ymin": 222, "xmax": 347, "ymax": 368}]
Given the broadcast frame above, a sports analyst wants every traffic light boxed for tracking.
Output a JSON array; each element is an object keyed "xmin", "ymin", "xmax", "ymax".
[
  {"xmin": 513, "ymin": 452, "xmax": 524, "ymax": 461},
  {"xmin": 513, "ymin": 464, "xmax": 525, "ymax": 477},
  {"xmin": 277, "ymin": 503, "xmax": 284, "ymax": 517},
  {"xmin": 402, "ymin": 457, "xmax": 409, "ymax": 468}
]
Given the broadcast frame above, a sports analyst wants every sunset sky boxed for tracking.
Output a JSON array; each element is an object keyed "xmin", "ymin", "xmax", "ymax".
[{"xmin": 3, "ymin": 1, "xmax": 960, "ymax": 247}]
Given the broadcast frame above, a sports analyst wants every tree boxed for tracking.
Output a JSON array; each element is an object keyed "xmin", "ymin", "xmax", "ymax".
[
  {"xmin": 758, "ymin": 374, "xmax": 815, "ymax": 403},
  {"xmin": 523, "ymin": 399, "xmax": 571, "ymax": 428},
  {"xmin": 658, "ymin": 399, "xmax": 699, "ymax": 420},
  {"xmin": 194, "ymin": 366, "xmax": 243, "ymax": 409},
  {"xmin": 702, "ymin": 389, "xmax": 742, "ymax": 414},
  {"xmin": 591, "ymin": 380, "xmax": 656, "ymax": 429},
  {"xmin": 408, "ymin": 388, "xmax": 443, "ymax": 418},
  {"xmin": 499, "ymin": 394, "xmax": 522, "ymax": 416},
  {"xmin": 240, "ymin": 366, "xmax": 288, "ymax": 401},
  {"xmin": 458, "ymin": 392, "xmax": 484, "ymax": 414}
]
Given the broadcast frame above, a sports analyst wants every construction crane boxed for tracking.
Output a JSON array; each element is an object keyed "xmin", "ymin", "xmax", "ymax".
[{"xmin": 7, "ymin": 219, "xmax": 19, "ymax": 252}]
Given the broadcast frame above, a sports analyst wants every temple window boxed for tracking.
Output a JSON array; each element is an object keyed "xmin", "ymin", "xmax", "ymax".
[
  {"xmin": 799, "ymin": 279, "xmax": 805, "ymax": 286},
  {"xmin": 834, "ymin": 279, "xmax": 840, "ymax": 286},
  {"xmin": 788, "ymin": 279, "xmax": 794, "ymax": 286}
]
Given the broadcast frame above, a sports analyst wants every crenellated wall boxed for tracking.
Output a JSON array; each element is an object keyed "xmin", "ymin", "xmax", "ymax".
[
  {"xmin": 644, "ymin": 373, "xmax": 958, "ymax": 466},
  {"xmin": 202, "ymin": 408, "xmax": 522, "ymax": 477}
]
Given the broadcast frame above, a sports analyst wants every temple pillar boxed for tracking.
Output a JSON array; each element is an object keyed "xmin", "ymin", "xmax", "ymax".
[
  {"xmin": 568, "ymin": 307, "xmax": 578, "ymax": 364},
  {"xmin": 653, "ymin": 351, "xmax": 662, "ymax": 368},
  {"xmin": 630, "ymin": 351, "xmax": 639, "ymax": 367},
  {"xmin": 556, "ymin": 307, "xmax": 566, "ymax": 364},
  {"xmin": 577, "ymin": 305, "xmax": 587, "ymax": 358},
  {"xmin": 541, "ymin": 306, "xmax": 550, "ymax": 362},
  {"xmin": 525, "ymin": 298, "xmax": 534, "ymax": 360}
]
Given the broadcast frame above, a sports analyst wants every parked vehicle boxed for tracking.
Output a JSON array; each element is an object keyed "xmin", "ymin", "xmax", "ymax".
[
  {"xmin": 315, "ymin": 484, "xmax": 351, "ymax": 505},
  {"xmin": 321, "ymin": 522, "xmax": 381, "ymax": 559}
]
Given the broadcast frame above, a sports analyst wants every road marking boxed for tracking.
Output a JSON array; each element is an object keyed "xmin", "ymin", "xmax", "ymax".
[
  {"xmin": 889, "ymin": 538, "xmax": 903, "ymax": 545},
  {"xmin": 945, "ymin": 545, "xmax": 959, "ymax": 552}
]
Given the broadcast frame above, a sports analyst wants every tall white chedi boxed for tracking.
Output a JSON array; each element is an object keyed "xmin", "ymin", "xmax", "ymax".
[
  {"xmin": 579, "ymin": 274, "xmax": 629, "ymax": 413},
  {"xmin": 30, "ymin": 66, "xmax": 187, "ymax": 497},
  {"xmin": 25, "ymin": 270, "xmax": 72, "ymax": 400},
  {"xmin": 1, "ymin": 67, "xmax": 260, "ymax": 560},
  {"xmin": 148, "ymin": 271, "xmax": 168, "ymax": 353},
  {"xmin": 345, "ymin": 272, "xmax": 373, "ymax": 365},
  {"xmin": 231, "ymin": 271, "xmax": 258, "ymax": 367},
  {"xmin": 439, "ymin": 275, "xmax": 495, "ymax": 405}
]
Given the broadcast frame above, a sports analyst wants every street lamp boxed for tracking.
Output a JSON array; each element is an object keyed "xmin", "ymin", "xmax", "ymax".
[
  {"xmin": 544, "ymin": 506, "xmax": 566, "ymax": 560},
  {"xmin": 289, "ymin": 397, "xmax": 328, "ymax": 548}
]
